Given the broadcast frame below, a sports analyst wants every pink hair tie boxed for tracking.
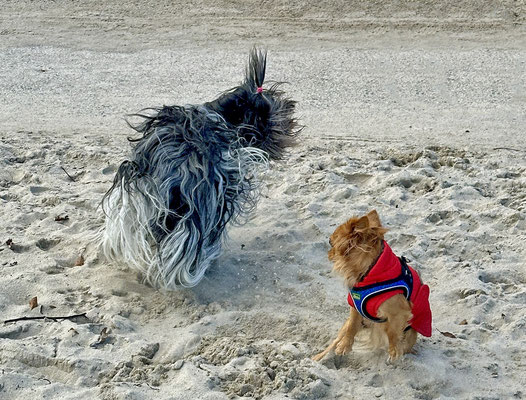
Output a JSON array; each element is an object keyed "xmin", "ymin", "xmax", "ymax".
[{"xmin": 256, "ymin": 87, "xmax": 263, "ymax": 94}]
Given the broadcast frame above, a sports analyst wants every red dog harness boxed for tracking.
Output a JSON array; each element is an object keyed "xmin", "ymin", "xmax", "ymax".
[{"xmin": 347, "ymin": 241, "xmax": 432, "ymax": 337}]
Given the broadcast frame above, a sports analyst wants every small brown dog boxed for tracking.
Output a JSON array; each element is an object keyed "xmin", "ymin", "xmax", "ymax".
[{"xmin": 313, "ymin": 210, "xmax": 431, "ymax": 361}]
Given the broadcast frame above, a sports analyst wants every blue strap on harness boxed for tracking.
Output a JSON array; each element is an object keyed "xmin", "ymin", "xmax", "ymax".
[{"xmin": 350, "ymin": 257, "xmax": 414, "ymax": 323}]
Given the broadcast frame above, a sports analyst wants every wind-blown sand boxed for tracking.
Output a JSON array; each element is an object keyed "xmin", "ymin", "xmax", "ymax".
[{"xmin": 1, "ymin": 1, "xmax": 525, "ymax": 399}]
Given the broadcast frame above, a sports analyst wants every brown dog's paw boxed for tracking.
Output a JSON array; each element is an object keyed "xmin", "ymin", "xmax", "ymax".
[
  {"xmin": 334, "ymin": 339, "xmax": 352, "ymax": 355},
  {"xmin": 387, "ymin": 346, "xmax": 403, "ymax": 362},
  {"xmin": 312, "ymin": 352, "xmax": 325, "ymax": 362}
]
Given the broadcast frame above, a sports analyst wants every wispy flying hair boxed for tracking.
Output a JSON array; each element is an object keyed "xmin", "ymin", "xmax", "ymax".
[{"xmin": 100, "ymin": 49, "xmax": 300, "ymax": 289}]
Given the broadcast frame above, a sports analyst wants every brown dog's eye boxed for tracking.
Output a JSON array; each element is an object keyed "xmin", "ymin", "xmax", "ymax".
[{"xmin": 329, "ymin": 238, "xmax": 333, "ymax": 247}]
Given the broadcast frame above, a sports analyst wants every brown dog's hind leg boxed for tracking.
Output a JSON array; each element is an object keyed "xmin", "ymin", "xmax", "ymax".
[
  {"xmin": 313, "ymin": 308, "xmax": 363, "ymax": 361},
  {"xmin": 402, "ymin": 327, "xmax": 418, "ymax": 354}
]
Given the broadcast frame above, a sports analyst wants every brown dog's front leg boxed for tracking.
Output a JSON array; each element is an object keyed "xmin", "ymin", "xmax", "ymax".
[
  {"xmin": 313, "ymin": 308, "xmax": 363, "ymax": 361},
  {"xmin": 377, "ymin": 295, "xmax": 413, "ymax": 361},
  {"xmin": 334, "ymin": 307, "xmax": 362, "ymax": 355}
]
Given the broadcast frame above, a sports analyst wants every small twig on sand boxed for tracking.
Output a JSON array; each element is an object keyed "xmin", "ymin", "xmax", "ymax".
[
  {"xmin": 60, "ymin": 166, "xmax": 77, "ymax": 182},
  {"xmin": 4, "ymin": 312, "xmax": 87, "ymax": 324},
  {"xmin": 492, "ymin": 147, "xmax": 523, "ymax": 152},
  {"xmin": 325, "ymin": 135, "xmax": 401, "ymax": 144},
  {"xmin": 143, "ymin": 383, "xmax": 160, "ymax": 391}
]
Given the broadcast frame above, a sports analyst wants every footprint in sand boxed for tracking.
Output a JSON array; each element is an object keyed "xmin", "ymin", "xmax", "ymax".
[
  {"xmin": 102, "ymin": 165, "xmax": 117, "ymax": 175},
  {"xmin": 342, "ymin": 173, "xmax": 373, "ymax": 185},
  {"xmin": 35, "ymin": 238, "xmax": 61, "ymax": 251},
  {"xmin": 426, "ymin": 210, "xmax": 455, "ymax": 223},
  {"xmin": 29, "ymin": 186, "xmax": 49, "ymax": 195},
  {"xmin": 5, "ymin": 241, "xmax": 30, "ymax": 253}
]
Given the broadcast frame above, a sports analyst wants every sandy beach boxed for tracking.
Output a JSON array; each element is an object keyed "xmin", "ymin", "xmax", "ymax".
[{"xmin": 1, "ymin": 1, "xmax": 525, "ymax": 399}]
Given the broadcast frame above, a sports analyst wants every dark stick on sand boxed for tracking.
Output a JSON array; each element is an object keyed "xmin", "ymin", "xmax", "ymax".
[
  {"xmin": 4, "ymin": 312, "xmax": 87, "ymax": 324},
  {"xmin": 61, "ymin": 166, "xmax": 77, "ymax": 182}
]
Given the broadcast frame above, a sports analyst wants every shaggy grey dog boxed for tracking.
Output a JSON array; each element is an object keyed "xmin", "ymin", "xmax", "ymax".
[{"xmin": 100, "ymin": 49, "xmax": 300, "ymax": 289}]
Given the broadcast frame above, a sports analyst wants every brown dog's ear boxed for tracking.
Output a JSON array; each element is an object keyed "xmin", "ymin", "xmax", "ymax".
[
  {"xmin": 366, "ymin": 210, "xmax": 382, "ymax": 227},
  {"xmin": 354, "ymin": 215, "xmax": 369, "ymax": 231},
  {"xmin": 372, "ymin": 226, "xmax": 389, "ymax": 239}
]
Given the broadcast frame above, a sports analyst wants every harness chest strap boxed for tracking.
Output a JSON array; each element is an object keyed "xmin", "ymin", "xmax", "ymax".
[{"xmin": 349, "ymin": 256, "xmax": 414, "ymax": 323}]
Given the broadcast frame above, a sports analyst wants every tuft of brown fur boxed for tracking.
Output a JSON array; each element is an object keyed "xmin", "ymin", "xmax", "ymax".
[
  {"xmin": 313, "ymin": 210, "xmax": 418, "ymax": 362},
  {"xmin": 328, "ymin": 210, "xmax": 388, "ymax": 288}
]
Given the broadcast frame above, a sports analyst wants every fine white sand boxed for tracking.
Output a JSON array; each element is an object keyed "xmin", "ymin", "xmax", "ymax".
[{"xmin": 1, "ymin": 1, "xmax": 525, "ymax": 399}]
